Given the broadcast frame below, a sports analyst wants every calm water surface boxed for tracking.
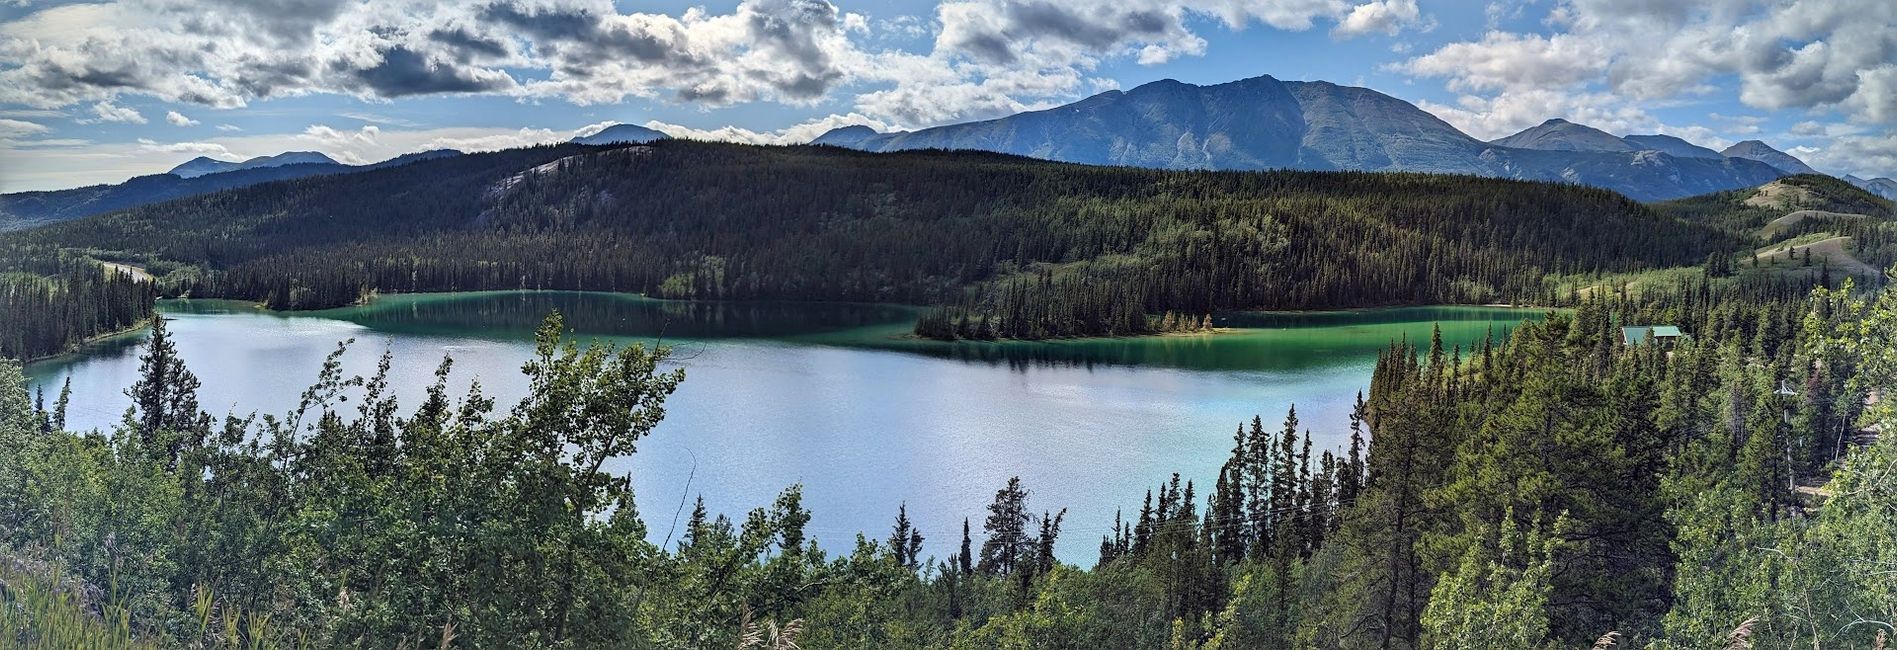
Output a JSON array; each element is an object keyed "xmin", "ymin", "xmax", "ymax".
[{"xmin": 26, "ymin": 292, "xmax": 1544, "ymax": 560}]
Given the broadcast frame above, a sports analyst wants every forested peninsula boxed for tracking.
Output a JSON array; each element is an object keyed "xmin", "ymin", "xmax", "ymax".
[{"xmin": 1, "ymin": 141, "xmax": 1744, "ymax": 357}]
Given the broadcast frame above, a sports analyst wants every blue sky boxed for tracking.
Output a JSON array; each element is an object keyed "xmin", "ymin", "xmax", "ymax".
[{"xmin": 1, "ymin": 0, "xmax": 1891, "ymax": 192}]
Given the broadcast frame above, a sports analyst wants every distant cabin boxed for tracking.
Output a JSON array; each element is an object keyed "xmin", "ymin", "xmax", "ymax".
[{"xmin": 1622, "ymin": 325, "xmax": 1685, "ymax": 346}]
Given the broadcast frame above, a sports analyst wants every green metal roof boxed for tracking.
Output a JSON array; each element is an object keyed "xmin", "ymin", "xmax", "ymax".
[{"xmin": 1622, "ymin": 325, "xmax": 1684, "ymax": 345}]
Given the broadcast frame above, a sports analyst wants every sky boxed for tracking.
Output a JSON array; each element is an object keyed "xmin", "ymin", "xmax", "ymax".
[{"xmin": 0, "ymin": 0, "xmax": 1892, "ymax": 193}]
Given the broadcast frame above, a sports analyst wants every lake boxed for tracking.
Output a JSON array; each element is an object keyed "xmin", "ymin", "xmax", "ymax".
[{"xmin": 25, "ymin": 291, "xmax": 1544, "ymax": 561}]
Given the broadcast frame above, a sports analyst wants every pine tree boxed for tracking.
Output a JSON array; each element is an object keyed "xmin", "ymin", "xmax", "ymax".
[
  {"xmin": 890, "ymin": 503, "xmax": 923, "ymax": 569},
  {"xmin": 51, "ymin": 376, "xmax": 70, "ymax": 432},
  {"xmin": 978, "ymin": 477, "xmax": 1032, "ymax": 577},
  {"xmin": 123, "ymin": 316, "xmax": 205, "ymax": 467},
  {"xmin": 959, "ymin": 518, "xmax": 974, "ymax": 577}
]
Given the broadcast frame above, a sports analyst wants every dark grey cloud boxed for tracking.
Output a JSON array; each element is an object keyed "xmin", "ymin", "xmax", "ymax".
[
  {"xmin": 200, "ymin": 0, "xmax": 349, "ymax": 46},
  {"xmin": 428, "ymin": 27, "xmax": 510, "ymax": 63},
  {"xmin": 229, "ymin": 58, "xmax": 315, "ymax": 97},
  {"xmin": 1008, "ymin": 3, "xmax": 1170, "ymax": 51},
  {"xmin": 351, "ymin": 46, "xmax": 513, "ymax": 97},
  {"xmin": 940, "ymin": 0, "xmax": 1187, "ymax": 66},
  {"xmin": 744, "ymin": 0, "xmax": 846, "ymax": 99},
  {"xmin": 480, "ymin": 3, "xmax": 683, "ymax": 63},
  {"xmin": 480, "ymin": 3, "xmax": 598, "ymax": 42}
]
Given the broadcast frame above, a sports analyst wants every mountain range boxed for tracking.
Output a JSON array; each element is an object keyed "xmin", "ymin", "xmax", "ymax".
[
  {"xmin": 812, "ymin": 75, "xmax": 1830, "ymax": 202},
  {"xmin": 0, "ymin": 149, "xmax": 460, "ymax": 232},
  {"xmin": 1844, "ymin": 175, "xmax": 1897, "ymax": 200},
  {"xmin": 4, "ymin": 74, "xmax": 1886, "ymax": 232},
  {"xmin": 168, "ymin": 151, "xmax": 344, "ymax": 178}
]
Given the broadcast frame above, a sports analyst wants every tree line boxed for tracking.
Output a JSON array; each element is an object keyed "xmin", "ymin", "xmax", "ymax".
[{"xmin": 0, "ymin": 260, "xmax": 152, "ymax": 361}]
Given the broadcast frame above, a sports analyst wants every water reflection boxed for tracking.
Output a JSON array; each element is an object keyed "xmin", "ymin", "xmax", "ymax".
[{"xmin": 161, "ymin": 293, "xmax": 1547, "ymax": 373}]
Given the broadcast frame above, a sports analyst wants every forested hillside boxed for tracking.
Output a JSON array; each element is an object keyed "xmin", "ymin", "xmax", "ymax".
[
  {"xmin": 0, "ymin": 261, "xmax": 151, "ymax": 360},
  {"xmin": 2, "ymin": 275, "xmax": 1890, "ymax": 648},
  {"xmin": 0, "ymin": 141, "xmax": 1738, "ymax": 341},
  {"xmin": 1654, "ymin": 174, "xmax": 1897, "ymax": 280}
]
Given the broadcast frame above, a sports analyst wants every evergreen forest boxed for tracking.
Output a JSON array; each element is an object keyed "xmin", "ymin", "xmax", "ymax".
[{"xmin": 2, "ymin": 276, "xmax": 1892, "ymax": 648}]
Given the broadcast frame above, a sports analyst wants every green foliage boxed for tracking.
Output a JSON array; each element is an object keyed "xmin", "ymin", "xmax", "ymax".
[
  {"xmin": 3, "ymin": 270, "xmax": 1893, "ymax": 648},
  {"xmin": 1419, "ymin": 510, "xmax": 1564, "ymax": 650}
]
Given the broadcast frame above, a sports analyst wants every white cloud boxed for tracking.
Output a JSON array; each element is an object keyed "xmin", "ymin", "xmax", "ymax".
[
  {"xmin": 1398, "ymin": 31, "xmax": 1607, "ymax": 94},
  {"xmin": 83, "ymin": 101, "xmax": 147, "ymax": 124},
  {"xmin": 135, "ymin": 138, "xmax": 230, "ymax": 154},
  {"xmin": 418, "ymin": 127, "xmax": 564, "ymax": 153},
  {"xmin": 1335, "ymin": 0, "xmax": 1421, "ymax": 38},
  {"xmin": 1400, "ymin": 0, "xmax": 1897, "ymax": 127},
  {"xmin": 1799, "ymin": 132, "xmax": 1897, "ymax": 180},
  {"xmin": 0, "ymin": 118, "xmax": 50, "ymax": 139},
  {"xmin": 165, "ymin": 110, "xmax": 198, "ymax": 126},
  {"xmin": 644, "ymin": 112, "xmax": 901, "ymax": 145},
  {"xmin": 1415, "ymin": 89, "xmax": 1656, "ymax": 140},
  {"xmin": 215, "ymin": 124, "xmax": 242, "ymax": 132},
  {"xmin": 9, "ymin": 138, "xmax": 92, "ymax": 148},
  {"xmin": 300, "ymin": 124, "xmax": 380, "ymax": 146}
]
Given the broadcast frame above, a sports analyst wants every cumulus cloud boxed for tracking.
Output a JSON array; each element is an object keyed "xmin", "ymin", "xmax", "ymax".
[
  {"xmin": 1400, "ymin": 0, "xmax": 1897, "ymax": 128},
  {"xmin": 1414, "ymin": 88, "xmax": 1656, "ymax": 140},
  {"xmin": 350, "ymin": 46, "xmax": 517, "ymax": 97},
  {"xmin": 0, "ymin": 118, "xmax": 50, "ymax": 139},
  {"xmin": 165, "ymin": 110, "xmax": 197, "ymax": 126},
  {"xmin": 300, "ymin": 124, "xmax": 380, "ymax": 146},
  {"xmin": 135, "ymin": 138, "xmax": 231, "ymax": 154},
  {"xmin": 0, "ymin": 0, "xmax": 1430, "ymax": 130},
  {"xmin": 1799, "ymin": 132, "xmax": 1897, "ymax": 180},
  {"xmin": 644, "ymin": 112, "xmax": 902, "ymax": 145},
  {"xmin": 1334, "ymin": 0, "xmax": 1422, "ymax": 38},
  {"xmin": 83, "ymin": 101, "xmax": 147, "ymax": 124}
]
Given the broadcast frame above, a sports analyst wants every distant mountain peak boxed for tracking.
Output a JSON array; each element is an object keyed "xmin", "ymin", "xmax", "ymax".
[
  {"xmin": 1129, "ymin": 78, "xmax": 1190, "ymax": 93},
  {"xmin": 168, "ymin": 150, "xmax": 340, "ymax": 178},
  {"xmin": 1843, "ymin": 174, "xmax": 1897, "ymax": 200},
  {"xmin": 571, "ymin": 124, "xmax": 668, "ymax": 146},
  {"xmin": 1490, "ymin": 119, "xmax": 1635, "ymax": 152},
  {"xmin": 1622, "ymin": 134, "xmax": 1722, "ymax": 159},
  {"xmin": 1721, "ymin": 140, "xmax": 1817, "ymax": 175},
  {"xmin": 811, "ymin": 125, "xmax": 883, "ymax": 148}
]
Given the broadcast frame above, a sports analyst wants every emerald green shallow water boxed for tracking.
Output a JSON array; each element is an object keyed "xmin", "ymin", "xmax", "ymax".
[{"xmin": 28, "ymin": 291, "xmax": 1544, "ymax": 560}]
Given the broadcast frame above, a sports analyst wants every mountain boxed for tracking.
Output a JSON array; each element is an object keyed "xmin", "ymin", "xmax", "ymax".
[
  {"xmin": 1843, "ymin": 174, "xmax": 1897, "ymax": 201},
  {"xmin": 1, "ymin": 149, "xmax": 461, "ymax": 232},
  {"xmin": 1721, "ymin": 140, "xmax": 1818, "ymax": 175},
  {"xmin": 1622, "ymin": 134, "xmax": 1724, "ymax": 159},
  {"xmin": 809, "ymin": 125, "xmax": 882, "ymax": 148},
  {"xmin": 169, "ymin": 151, "xmax": 341, "ymax": 178},
  {"xmin": 816, "ymin": 75, "xmax": 1787, "ymax": 201},
  {"xmin": 1491, "ymin": 119, "xmax": 1636, "ymax": 152},
  {"xmin": 571, "ymin": 124, "xmax": 668, "ymax": 145}
]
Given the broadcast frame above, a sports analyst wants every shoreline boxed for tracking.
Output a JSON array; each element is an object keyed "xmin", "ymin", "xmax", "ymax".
[
  {"xmin": 19, "ymin": 316, "xmax": 155, "ymax": 366},
  {"xmin": 147, "ymin": 289, "xmax": 1556, "ymax": 346}
]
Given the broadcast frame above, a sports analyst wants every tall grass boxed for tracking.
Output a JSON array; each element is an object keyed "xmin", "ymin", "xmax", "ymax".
[
  {"xmin": 1, "ymin": 558, "xmax": 302, "ymax": 650},
  {"xmin": 0, "ymin": 560, "xmax": 150, "ymax": 650}
]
